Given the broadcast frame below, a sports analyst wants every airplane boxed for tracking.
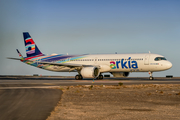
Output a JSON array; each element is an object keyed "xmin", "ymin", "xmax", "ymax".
[{"xmin": 8, "ymin": 32, "xmax": 172, "ymax": 80}]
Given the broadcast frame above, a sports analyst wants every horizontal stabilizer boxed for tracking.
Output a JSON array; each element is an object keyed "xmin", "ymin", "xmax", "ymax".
[
  {"xmin": 7, "ymin": 57, "xmax": 34, "ymax": 62},
  {"xmin": 7, "ymin": 57, "xmax": 23, "ymax": 60}
]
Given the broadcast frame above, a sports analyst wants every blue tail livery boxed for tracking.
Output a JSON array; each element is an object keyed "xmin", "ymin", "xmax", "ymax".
[{"xmin": 23, "ymin": 32, "xmax": 43, "ymax": 57}]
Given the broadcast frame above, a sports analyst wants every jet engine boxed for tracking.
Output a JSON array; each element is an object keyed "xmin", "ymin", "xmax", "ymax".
[
  {"xmin": 111, "ymin": 72, "xmax": 129, "ymax": 77},
  {"xmin": 80, "ymin": 67, "xmax": 100, "ymax": 78}
]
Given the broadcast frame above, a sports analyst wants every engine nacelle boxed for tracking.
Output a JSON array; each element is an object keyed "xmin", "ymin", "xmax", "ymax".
[
  {"xmin": 80, "ymin": 67, "xmax": 100, "ymax": 78},
  {"xmin": 111, "ymin": 72, "xmax": 129, "ymax": 77}
]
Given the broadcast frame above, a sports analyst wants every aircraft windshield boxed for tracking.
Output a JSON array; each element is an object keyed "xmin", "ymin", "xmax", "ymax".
[{"xmin": 154, "ymin": 57, "xmax": 167, "ymax": 61}]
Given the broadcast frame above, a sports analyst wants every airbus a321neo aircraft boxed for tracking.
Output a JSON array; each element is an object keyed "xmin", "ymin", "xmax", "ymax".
[{"xmin": 8, "ymin": 32, "xmax": 172, "ymax": 80}]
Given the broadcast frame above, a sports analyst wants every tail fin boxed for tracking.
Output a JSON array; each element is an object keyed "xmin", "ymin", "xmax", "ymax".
[
  {"xmin": 23, "ymin": 32, "xmax": 43, "ymax": 57},
  {"xmin": 16, "ymin": 49, "xmax": 24, "ymax": 60}
]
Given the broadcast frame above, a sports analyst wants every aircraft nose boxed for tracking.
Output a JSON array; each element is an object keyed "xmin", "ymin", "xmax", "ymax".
[{"xmin": 166, "ymin": 61, "xmax": 172, "ymax": 69}]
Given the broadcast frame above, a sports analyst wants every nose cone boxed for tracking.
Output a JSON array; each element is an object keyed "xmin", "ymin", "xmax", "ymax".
[{"xmin": 166, "ymin": 61, "xmax": 172, "ymax": 69}]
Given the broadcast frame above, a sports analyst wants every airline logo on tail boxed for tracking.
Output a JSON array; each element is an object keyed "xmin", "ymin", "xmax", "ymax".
[
  {"xmin": 25, "ymin": 37, "xmax": 35, "ymax": 54},
  {"xmin": 23, "ymin": 32, "xmax": 43, "ymax": 58}
]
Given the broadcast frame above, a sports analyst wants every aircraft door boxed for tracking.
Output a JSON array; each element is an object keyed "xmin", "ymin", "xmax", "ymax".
[
  {"xmin": 94, "ymin": 57, "xmax": 98, "ymax": 64},
  {"xmin": 144, "ymin": 54, "xmax": 150, "ymax": 65}
]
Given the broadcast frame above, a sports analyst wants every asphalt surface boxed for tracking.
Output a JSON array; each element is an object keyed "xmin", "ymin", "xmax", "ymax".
[
  {"xmin": 0, "ymin": 77, "xmax": 180, "ymax": 87},
  {"xmin": 0, "ymin": 88, "xmax": 62, "ymax": 120},
  {"xmin": 0, "ymin": 77, "xmax": 180, "ymax": 120}
]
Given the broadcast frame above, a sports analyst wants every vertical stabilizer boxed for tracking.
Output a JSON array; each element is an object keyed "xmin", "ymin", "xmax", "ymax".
[{"xmin": 23, "ymin": 32, "xmax": 43, "ymax": 57}]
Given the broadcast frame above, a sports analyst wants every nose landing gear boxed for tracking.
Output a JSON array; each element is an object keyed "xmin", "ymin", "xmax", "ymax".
[{"xmin": 149, "ymin": 72, "xmax": 154, "ymax": 80}]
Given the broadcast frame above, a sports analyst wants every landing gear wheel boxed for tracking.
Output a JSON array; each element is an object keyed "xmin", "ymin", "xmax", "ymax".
[
  {"xmin": 97, "ymin": 75, "xmax": 103, "ymax": 80},
  {"xmin": 99, "ymin": 75, "xmax": 103, "ymax": 79},
  {"xmin": 75, "ymin": 75, "xmax": 83, "ymax": 80},
  {"xmin": 79, "ymin": 75, "xmax": 83, "ymax": 80},
  {"xmin": 75, "ymin": 75, "xmax": 79, "ymax": 80}
]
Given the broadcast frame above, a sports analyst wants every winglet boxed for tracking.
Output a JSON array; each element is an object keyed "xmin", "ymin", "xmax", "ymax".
[{"xmin": 16, "ymin": 49, "xmax": 24, "ymax": 60}]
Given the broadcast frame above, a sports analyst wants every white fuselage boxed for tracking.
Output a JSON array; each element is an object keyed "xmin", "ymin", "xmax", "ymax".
[
  {"xmin": 10, "ymin": 32, "xmax": 172, "ymax": 79},
  {"xmin": 32, "ymin": 53, "xmax": 172, "ymax": 73}
]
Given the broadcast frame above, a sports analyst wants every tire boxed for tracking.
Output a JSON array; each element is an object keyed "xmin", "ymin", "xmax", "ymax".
[
  {"xmin": 79, "ymin": 75, "xmax": 83, "ymax": 80},
  {"xmin": 100, "ymin": 75, "xmax": 103, "ymax": 79},
  {"xmin": 149, "ymin": 77, "xmax": 154, "ymax": 80},
  {"xmin": 97, "ymin": 75, "xmax": 103, "ymax": 80},
  {"xmin": 75, "ymin": 75, "xmax": 83, "ymax": 80},
  {"xmin": 75, "ymin": 75, "xmax": 79, "ymax": 80}
]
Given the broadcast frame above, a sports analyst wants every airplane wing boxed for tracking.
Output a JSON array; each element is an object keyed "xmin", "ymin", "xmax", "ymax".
[
  {"xmin": 39, "ymin": 61, "xmax": 94, "ymax": 68},
  {"xmin": 7, "ymin": 58, "xmax": 92, "ymax": 68},
  {"xmin": 7, "ymin": 57, "xmax": 98, "ymax": 72}
]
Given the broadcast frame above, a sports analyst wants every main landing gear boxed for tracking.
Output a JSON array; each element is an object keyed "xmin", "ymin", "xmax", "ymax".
[
  {"xmin": 149, "ymin": 71, "xmax": 154, "ymax": 80},
  {"xmin": 75, "ymin": 74, "xmax": 104, "ymax": 80},
  {"xmin": 75, "ymin": 75, "xmax": 83, "ymax": 80},
  {"xmin": 96, "ymin": 75, "xmax": 103, "ymax": 80}
]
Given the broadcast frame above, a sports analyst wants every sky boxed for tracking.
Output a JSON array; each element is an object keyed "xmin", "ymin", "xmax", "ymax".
[{"xmin": 0, "ymin": 0, "xmax": 180, "ymax": 77}]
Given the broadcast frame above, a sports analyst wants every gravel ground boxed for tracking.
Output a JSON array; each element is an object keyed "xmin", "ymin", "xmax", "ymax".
[{"xmin": 47, "ymin": 84, "xmax": 180, "ymax": 120}]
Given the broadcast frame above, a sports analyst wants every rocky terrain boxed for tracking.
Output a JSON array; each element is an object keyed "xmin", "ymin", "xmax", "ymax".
[{"xmin": 47, "ymin": 84, "xmax": 180, "ymax": 120}]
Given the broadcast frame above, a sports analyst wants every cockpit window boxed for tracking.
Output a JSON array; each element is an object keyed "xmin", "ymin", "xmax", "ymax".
[{"xmin": 154, "ymin": 57, "xmax": 167, "ymax": 61}]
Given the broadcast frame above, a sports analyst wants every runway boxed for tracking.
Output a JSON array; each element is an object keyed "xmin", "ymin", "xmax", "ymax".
[
  {"xmin": 0, "ymin": 77, "xmax": 180, "ymax": 87},
  {"xmin": 0, "ymin": 77, "xmax": 180, "ymax": 120},
  {"xmin": 0, "ymin": 88, "xmax": 62, "ymax": 120}
]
